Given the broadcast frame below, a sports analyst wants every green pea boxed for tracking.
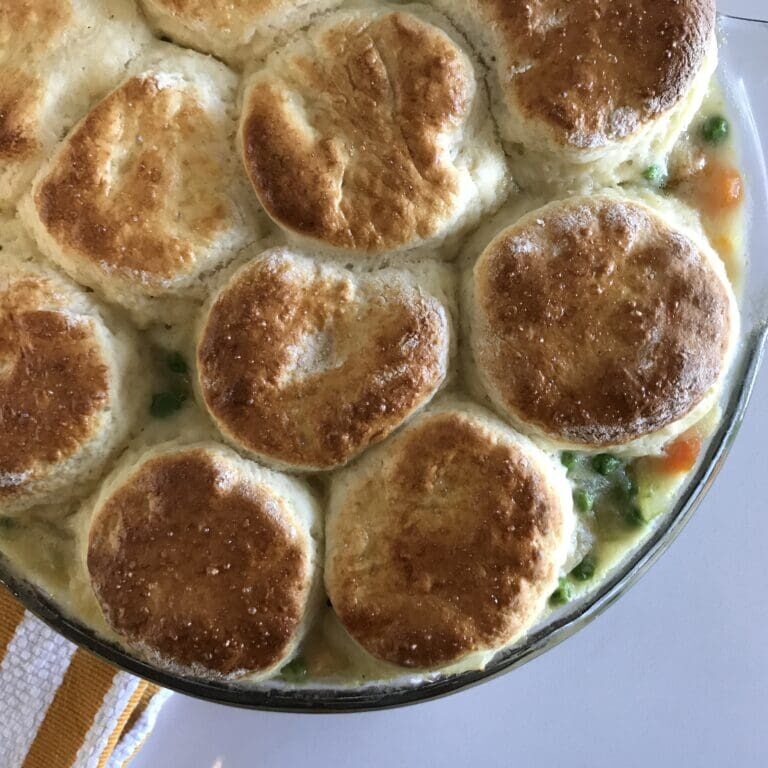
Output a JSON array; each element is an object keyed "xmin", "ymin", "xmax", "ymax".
[
  {"xmin": 643, "ymin": 164, "xmax": 667, "ymax": 187},
  {"xmin": 150, "ymin": 390, "xmax": 187, "ymax": 419},
  {"xmin": 166, "ymin": 351, "xmax": 189, "ymax": 375},
  {"xmin": 573, "ymin": 489, "xmax": 594, "ymax": 514},
  {"xmin": 280, "ymin": 657, "xmax": 308, "ymax": 682},
  {"xmin": 571, "ymin": 555, "xmax": 597, "ymax": 582},
  {"xmin": 550, "ymin": 577, "xmax": 573, "ymax": 606},
  {"xmin": 701, "ymin": 115, "xmax": 729, "ymax": 145},
  {"xmin": 561, "ymin": 451, "xmax": 577, "ymax": 473},
  {"xmin": 592, "ymin": 454, "xmax": 622, "ymax": 476}
]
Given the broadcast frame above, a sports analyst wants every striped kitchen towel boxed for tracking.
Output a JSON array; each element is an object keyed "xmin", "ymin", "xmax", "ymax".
[{"xmin": 0, "ymin": 586, "xmax": 171, "ymax": 768}]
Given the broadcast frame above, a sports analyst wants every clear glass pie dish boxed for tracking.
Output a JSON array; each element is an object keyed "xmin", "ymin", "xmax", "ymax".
[{"xmin": 1, "ymin": 12, "xmax": 767, "ymax": 713}]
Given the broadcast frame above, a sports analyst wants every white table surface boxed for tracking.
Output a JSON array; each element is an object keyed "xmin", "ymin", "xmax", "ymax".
[{"xmin": 133, "ymin": 2, "xmax": 768, "ymax": 765}]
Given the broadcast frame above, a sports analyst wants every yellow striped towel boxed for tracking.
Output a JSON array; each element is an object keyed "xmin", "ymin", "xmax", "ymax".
[{"xmin": 0, "ymin": 587, "xmax": 171, "ymax": 768}]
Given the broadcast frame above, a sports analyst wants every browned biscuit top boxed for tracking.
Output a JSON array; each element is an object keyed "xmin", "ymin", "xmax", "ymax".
[
  {"xmin": 240, "ymin": 11, "xmax": 474, "ymax": 252},
  {"xmin": 33, "ymin": 74, "xmax": 233, "ymax": 286},
  {"xmin": 0, "ymin": 73, "xmax": 43, "ymax": 164},
  {"xmin": 197, "ymin": 252, "xmax": 449, "ymax": 469},
  {"xmin": 143, "ymin": 0, "xmax": 281, "ymax": 30},
  {"xmin": 0, "ymin": 268, "xmax": 110, "ymax": 500},
  {"xmin": 472, "ymin": 197, "xmax": 734, "ymax": 446},
  {"xmin": 87, "ymin": 447, "xmax": 311, "ymax": 676},
  {"xmin": 0, "ymin": 0, "xmax": 72, "ymax": 164},
  {"xmin": 469, "ymin": 0, "xmax": 714, "ymax": 148},
  {"xmin": 327, "ymin": 410, "xmax": 569, "ymax": 669},
  {"xmin": 0, "ymin": 0, "xmax": 71, "ymax": 57}
]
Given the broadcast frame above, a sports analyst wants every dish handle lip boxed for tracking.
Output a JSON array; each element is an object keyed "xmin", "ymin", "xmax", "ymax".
[{"xmin": 721, "ymin": 13, "xmax": 768, "ymax": 26}]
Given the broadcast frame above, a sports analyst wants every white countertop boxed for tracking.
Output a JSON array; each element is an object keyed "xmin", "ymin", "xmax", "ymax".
[{"xmin": 132, "ymin": 2, "xmax": 768, "ymax": 765}]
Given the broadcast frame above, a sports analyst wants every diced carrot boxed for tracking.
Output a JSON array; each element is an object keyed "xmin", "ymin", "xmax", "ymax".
[
  {"xmin": 660, "ymin": 435, "xmax": 703, "ymax": 475},
  {"xmin": 715, "ymin": 165, "xmax": 744, "ymax": 208},
  {"xmin": 697, "ymin": 162, "xmax": 744, "ymax": 214}
]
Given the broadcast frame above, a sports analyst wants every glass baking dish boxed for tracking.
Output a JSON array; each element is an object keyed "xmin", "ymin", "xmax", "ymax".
[{"xmin": 1, "ymin": 12, "xmax": 767, "ymax": 713}]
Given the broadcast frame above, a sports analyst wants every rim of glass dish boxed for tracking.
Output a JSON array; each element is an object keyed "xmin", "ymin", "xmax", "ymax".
[{"xmin": 1, "ymin": 12, "xmax": 767, "ymax": 714}]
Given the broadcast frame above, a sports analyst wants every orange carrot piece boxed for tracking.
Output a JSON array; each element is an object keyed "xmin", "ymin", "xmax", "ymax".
[
  {"xmin": 661, "ymin": 435, "xmax": 703, "ymax": 475},
  {"xmin": 698, "ymin": 163, "xmax": 744, "ymax": 214}
]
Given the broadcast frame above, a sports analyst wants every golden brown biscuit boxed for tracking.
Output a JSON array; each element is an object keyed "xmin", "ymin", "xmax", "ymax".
[
  {"xmin": 238, "ymin": 8, "xmax": 506, "ymax": 258},
  {"xmin": 139, "ymin": 0, "xmax": 344, "ymax": 64},
  {"xmin": 196, "ymin": 250, "xmax": 451, "ymax": 471},
  {"xmin": 0, "ymin": 0, "xmax": 150, "ymax": 207},
  {"xmin": 432, "ymin": 0, "xmax": 717, "ymax": 184},
  {"xmin": 326, "ymin": 404, "xmax": 574, "ymax": 669},
  {"xmin": 0, "ymin": 226, "xmax": 140, "ymax": 515},
  {"xmin": 20, "ymin": 49, "xmax": 259, "ymax": 325},
  {"xmin": 86, "ymin": 443, "xmax": 321, "ymax": 679},
  {"xmin": 466, "ymin": 195, "xmax": 740, "ymax": 453}
]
